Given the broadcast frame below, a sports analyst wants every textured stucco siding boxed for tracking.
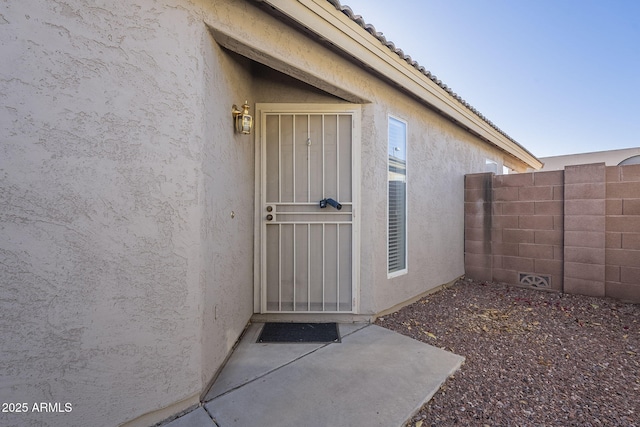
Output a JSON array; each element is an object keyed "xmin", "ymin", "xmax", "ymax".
[
  {"xmin": 0, "ymin": 1, "xmax": 253, "ymax": 426},
  {"xmin": 539, "ymin": 147, "xmax": 640, "ymax": 170},
  {"xmin": 1, "ymin": 0, "xmax": 529, "ymax": 425},
  {"xmin": 201, "ymin": 2, "xmax": 515, "ymax": 316},
  {"xmin": 199, "ymin": 34, "xmax": 256, "ymax": 397},
  {"xmin": 357, "ymin": 90, "xmax": 505, "ymax": 315}
]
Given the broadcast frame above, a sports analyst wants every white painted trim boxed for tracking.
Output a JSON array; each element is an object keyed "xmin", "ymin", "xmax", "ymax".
[
  {"xmin": 351, "ymin": 107, "xmax": 362, "ymax": 314},
  {"xmin": 387, "ymin": 114, "xmax": 408, "ymax": 279},
  {"xmin": 254, "ymin": 103, "xmax": 361, "ymax": 314},
  {"xmin": 260, "ymin": 0, "xmax": 542, "ymax": 170},
  {"xmin": 253, "ymin": 103, "xmax": 264, "ymax": 314}
]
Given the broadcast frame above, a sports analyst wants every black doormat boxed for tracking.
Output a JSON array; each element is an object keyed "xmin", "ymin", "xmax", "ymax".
[{"xmin": 257, "ymin": 322, "xmax": 340, "ymax": 343}]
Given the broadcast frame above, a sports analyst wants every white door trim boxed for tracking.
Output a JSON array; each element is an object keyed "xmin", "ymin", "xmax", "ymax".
[{"xmin": 253, "ymin": 103, "xmax": 361, "ymax": 314}]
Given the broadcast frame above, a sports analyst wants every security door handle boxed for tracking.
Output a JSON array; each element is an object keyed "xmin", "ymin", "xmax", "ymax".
[{"xmin": 319, "ymin": 198, "xmax": 342, "ymax": 210}]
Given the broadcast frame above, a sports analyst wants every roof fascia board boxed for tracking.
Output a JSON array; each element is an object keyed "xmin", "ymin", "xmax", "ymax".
[{"xmin": 261, "ymin": 0, "xmax": 542, "ymax": 170}]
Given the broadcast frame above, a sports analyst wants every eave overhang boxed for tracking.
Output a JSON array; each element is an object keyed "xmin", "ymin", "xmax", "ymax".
[{"xmin": 259, "ymin": 0, "xmax": 543, "ymax": 170}]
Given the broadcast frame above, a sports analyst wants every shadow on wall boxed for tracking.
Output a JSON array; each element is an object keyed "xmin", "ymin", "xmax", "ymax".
[{"xmin": 465, "ymin": 163, "xmax": 640, "ymax": 303}]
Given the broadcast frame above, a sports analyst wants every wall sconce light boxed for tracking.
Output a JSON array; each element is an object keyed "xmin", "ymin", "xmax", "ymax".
[{"xmin": 232, "ymin": 101, "xmax": 253, "ymax": 134}]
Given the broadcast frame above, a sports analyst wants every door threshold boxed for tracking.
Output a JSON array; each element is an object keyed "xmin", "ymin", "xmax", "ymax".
[{"xmin": 251, "ymin": 312, "xmax": 373, "ymax": 324}]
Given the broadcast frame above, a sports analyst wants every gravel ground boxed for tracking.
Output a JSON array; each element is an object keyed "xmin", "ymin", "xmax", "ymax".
[{"xmin": 375, "ymin": 279, "xmax": 640, "ymax": 427}]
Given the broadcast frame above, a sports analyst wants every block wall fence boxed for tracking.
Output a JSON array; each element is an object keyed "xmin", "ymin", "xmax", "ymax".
[{"xmin": 465, "ymin": 163, "xmax": 640, "ymax": 303}]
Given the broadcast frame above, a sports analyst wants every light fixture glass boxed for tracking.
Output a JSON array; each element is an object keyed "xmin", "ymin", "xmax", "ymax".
[{"xmin": 232, "ymin": 102, "xmax": 252, "ymax": 134}]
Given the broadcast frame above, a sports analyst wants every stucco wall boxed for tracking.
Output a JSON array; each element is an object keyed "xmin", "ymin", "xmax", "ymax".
[
  {"xmin": 539, "ymin": 147, "xmax": 640, "ymax": 171},
  {"xmin": 198, "ymin": 23, "xmax": 352, "ymax": 393},
  {"xmin": 203, "ymin": 0, "xmax": 523, "ymax": 319},
  {"xmin": 1, "ymin": 0, "xmax": 534, "ymax": 425},
  {"xmin": 0, "ymin": 1, "xmax": 259, "ymax": 426},
  {"xmin": 358, "ymin": 92, "xmax": 510, "ymax": 315},
  {"xmin": 222, "ymin": 14, "xmax": 514, "ymax": 316},
  {"xmin": 199, "ymin": 32, "xmax": 256, "ymax": 402}
]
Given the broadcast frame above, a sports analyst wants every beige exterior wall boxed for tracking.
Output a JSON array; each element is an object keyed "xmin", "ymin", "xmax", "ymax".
[
  {"xmin": 1, "ymin": 1, "xmax": 258, "ymax": 426},
  {"xmin": 0, "ymin": 0, "xmax": 536, "ymax": 426},
  {"xmin": 357, "ymin": 91, "xmax": 516, "ymax": 315},
  {"xmin": 539, "ymin": 147, "xmax": 640, "ymax": 171}
]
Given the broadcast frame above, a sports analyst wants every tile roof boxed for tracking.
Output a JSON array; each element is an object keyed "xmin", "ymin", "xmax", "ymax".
[{"xmin": 330, "ymin": 0, "xmax": 520, "ymax": 147}]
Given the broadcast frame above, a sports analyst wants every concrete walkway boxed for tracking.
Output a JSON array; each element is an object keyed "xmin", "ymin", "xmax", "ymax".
[{"xmin": 164, "ymin": 323, "xmax": 464, "ymax": 427}]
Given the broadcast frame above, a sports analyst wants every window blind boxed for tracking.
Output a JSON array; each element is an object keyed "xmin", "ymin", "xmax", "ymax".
[{"xmin": 388, "ymin": 117, "xmax": 407, "ymax": 274}]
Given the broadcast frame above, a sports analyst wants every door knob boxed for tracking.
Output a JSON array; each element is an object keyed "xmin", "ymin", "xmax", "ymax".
[{"xmin": 266, "ymin": 214, "xmax": 273, "ymax": 221}]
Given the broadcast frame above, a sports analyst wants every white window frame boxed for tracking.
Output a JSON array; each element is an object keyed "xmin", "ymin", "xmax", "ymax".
[
  {"xmin": 387, "ymin": 115, "xmax": 408, "ymax": 278},
  {"xmin": 485, "ymin": 159, "xmax": 498, "ymax": 174}
]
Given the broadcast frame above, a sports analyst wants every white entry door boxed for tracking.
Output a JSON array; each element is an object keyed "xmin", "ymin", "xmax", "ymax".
[{"xmin": 257, "ymin": 104, "xmax": 360, "ymax": 313}]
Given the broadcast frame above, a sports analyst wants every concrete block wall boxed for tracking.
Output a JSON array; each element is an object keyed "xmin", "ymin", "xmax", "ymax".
[
  {"xmin": 491, "ymin": 170, "xmax": 563, "ymax": 291},
  {"xmin": 465, "ymin": 163, "xmax": 640, "ymax": 303},
  {"xmin": 464, "ymin": 173, "xmax": 493, "ymax": 281},
  {"xmin": 605, "ymin": 164, "xmax": 640, "ymax": 301},
  {"xmin": 564, "ymin": 164, "xmax": 606, "ymax": 296}
]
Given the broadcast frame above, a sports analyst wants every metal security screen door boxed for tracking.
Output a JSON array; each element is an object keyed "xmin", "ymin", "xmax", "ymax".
[{"xmin": 258, "ymin": 104, "xmax": 360, "ymax": 314}]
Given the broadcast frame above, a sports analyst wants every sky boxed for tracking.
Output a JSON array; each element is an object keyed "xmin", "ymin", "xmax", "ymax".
[{"xmin": 341, "ymin": 0, "xmax": 640, "ymax": 158}]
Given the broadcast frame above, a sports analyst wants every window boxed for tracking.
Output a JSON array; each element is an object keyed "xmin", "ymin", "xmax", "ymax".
[
  {"xmin": 485, "ymin": 159, "xmax": 498, "ymax": 174},
  {"xmin": 619, "ymin": 155, "xmax": 640, "ymax": 166},
  {"xmin": 388, "ymin": 116, "xmax": 407, "ymax": 276}
]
